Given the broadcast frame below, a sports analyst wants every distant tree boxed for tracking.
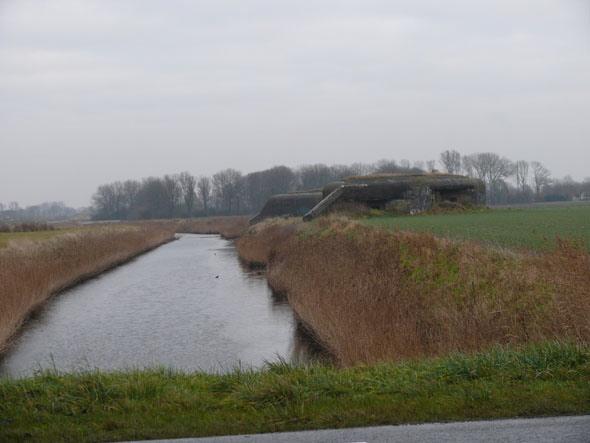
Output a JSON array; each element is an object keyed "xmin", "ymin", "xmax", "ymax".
[
  {"xmin": 399, "ymin": 159, "xmax": 411, "ymax": 170},
  {"xmin": 543, "ymin": 175, "xmax": 579, "ymax": 201},
  {"xmin": 264, "ymin": 166, "xmax": 295, "ymax": 195},
  {"xmin": 122, "ymin": 180, "xmax": 141, "ymax": 218},
  {"xmin": 374, "ymin": 159, "xmax": 400, "ymax": 174},
  {"xmin": 163, "ymin": 175, "xmax": 182, "ymax": 217},
  {"xmin": 197, "ymin": 176, "xmax": 212, "ymax": 215},
  {"xmin": 92, "ymin": 184, "xmax": 118, "ymax": 220},
  {"xmin": 531, "ymin": 161, "xmax": 552, "ymax": 199},
  {"xmin": 413, "ymin": 160, "xmax": 425, "ymax": 171},
  {"xmin": 425, "ymin": 160, "xmax": 436, "ymax": 172},
  {"xmin": 462, "ymin": 153, "xmax": 513, "ymax": 204},
  {"xmin": 213, "ymin": 169, "xmax": 242, "ymax": 213},
  {"xmin": 135, "ymin": 177, "xmax": 169, "ymax": 219},
  {"xmin": 297, "ymin": 164, "xmax": 333, "ymax": 189},
  {"xmin": 245, "ymin": 166, "xmax": 295, "ymax": 212},
  {"xmin": 234, "ymin": 175, "xmax": 247, "ymax": 214},
  {"xmin": 348, "ymin": 162, "xmax": 374, "ymax": 176},
  {"xmin": 178, "ymin": 172, "xmax": 197, "ymax": 217},
  {"xmin": 439, "ymin": 150, "xmax": 462, "ymax": 174},
  {"xmin": 514, "ymin": 160, "xmax": 530, "ymax": 193},
  {"xmin": 8, "ymin": 202, "xmax": 19, "ymax": 211}
]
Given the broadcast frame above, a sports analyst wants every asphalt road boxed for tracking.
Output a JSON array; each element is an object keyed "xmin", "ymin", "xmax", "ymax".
[{"xmin": 130, "ymin": 415, "xmax": 590, "ymax": 443}]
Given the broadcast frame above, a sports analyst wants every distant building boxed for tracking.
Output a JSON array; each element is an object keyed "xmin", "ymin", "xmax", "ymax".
[{"xmin": 251, "ymin": 172, "xmax": 486, "ymax": 224}]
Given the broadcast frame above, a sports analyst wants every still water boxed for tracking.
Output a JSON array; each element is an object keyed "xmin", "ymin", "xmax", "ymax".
[{"xmin": 0, "ymin": 235, "xmax": 315, "ymax": 378}]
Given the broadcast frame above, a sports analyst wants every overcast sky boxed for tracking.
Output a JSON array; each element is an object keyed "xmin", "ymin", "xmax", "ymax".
[{"xmin": 1, "ymin": 0, "xmax": 589, "ymax": 207}]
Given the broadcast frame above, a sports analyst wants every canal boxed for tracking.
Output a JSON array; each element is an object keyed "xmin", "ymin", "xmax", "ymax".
[{"xmin": 0, "ymin": 234, "xmax": 314, "ymax": 377}]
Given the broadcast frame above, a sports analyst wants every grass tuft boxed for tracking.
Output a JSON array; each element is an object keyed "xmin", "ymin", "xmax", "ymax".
[{"xmin": 1, "ymin": 343, "xmax": 588, "ymax": 442}]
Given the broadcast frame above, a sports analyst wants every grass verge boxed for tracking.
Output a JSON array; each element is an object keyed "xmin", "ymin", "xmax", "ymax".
[{"xmin": 0, "ymin": 343, "xmax": 588, "ymax": 442}]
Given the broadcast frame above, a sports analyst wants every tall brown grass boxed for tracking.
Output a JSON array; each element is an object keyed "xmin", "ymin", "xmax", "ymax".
[
  {"xmin": 174, "ymin": 216, "xmax": 249, "ymax": 239},
  {"xmin": 235, "ymin": 218, "xmax": 300, "ymax": 268},
  {"xmin": 0, "ymin": 221, "xmax": 55, "ymax": 233},
  {"xmin": 0, "ymin": 224, "xmax": 175, "ymax": 352},
  {"xmin": 236, "ymin": 217, "xmax": 590, "ymax": 366}
]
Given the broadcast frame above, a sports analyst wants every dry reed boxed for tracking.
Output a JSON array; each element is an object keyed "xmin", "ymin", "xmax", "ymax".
[
  {"xmin": 237, "ymin": 217, "xmax": 590, "ymax": 366},
  {"xmin": 0, "ymin": 224, "xmax": 175, "ymax": 352},
  {"xmin": 174, "ymin": 216, "xmax": 249, "ymax": 239},
  {"xmin": 235, "ymin": 218, "xmax": 300, "ymax": 268}
]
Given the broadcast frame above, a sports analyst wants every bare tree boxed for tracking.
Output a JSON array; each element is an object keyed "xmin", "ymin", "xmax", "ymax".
[
  {"xmin": 212, "ymin": 168, "xmax": 242, "ymax": 213},
  {"xmin": 179, "ymin": 172, "xmax": 197, "ymax": 217},
  {"xmin": 349, "ymin": 162, "xmax": 374, "ymax": 176},
  {"xmin": 163, "ymin": 174, "xmax": 182, "ymax": 217},
  {"xmin": 374, "ymin": 159, "xmax": 400, "ymax": 174},
  {"xmin": 245, "ymin": 166, "xmax": 295, "ymax": 212},
  {"xmin": 297, "ymin": 164, "xmax": 333, "ymax": 189},
  {"xmin": 122, "ymin": 180, "xmax": 141, "ymax": 218},
  {"xmin": 514, "ymin": 160, "xmax": 530, "ymax": 193},
  {"xmin": 197, "ymin": 176, "xmax": 212, "ymax": 215},
  {"xmin": 92, "ymin": 184, "xmax": 118, "ymax": 220},
  {"xmin": 426, "ymin": 160, "xmax": 436, "ymax": 172},
  {"xmin": 531, "ymin": 161, "xmax": 552, "ymax": 199},
  {"xmin": 439, "ymin": 150, "xmax": 462, "ymax": 174},
  {"xmin": 463, "ymin": 153, "xmax": 513, "ymax": 203}
]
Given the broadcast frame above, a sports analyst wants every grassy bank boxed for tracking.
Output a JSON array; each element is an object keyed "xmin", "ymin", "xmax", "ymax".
[
  {"xmin": 1, "ymin": 343, "xmax": 589, "ymax": 442},
  {"xmin": 236, "ymin": 217, "xmax": 590, "ymax": 365},
  {"xmin": 363, "ymin": 203, "xmax": 590, "ymax": 252},
  {"xmin": 0, "ymin": 224, "xmax": 176, "ymax": 352}
]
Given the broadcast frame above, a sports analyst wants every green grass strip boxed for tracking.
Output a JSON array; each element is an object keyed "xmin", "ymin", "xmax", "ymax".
[
  {"xmin": 364, "ymin": 204, "xmax": 590, "ymax": 251},
  {"xmin": 1, "ymin": 342, "xmax": 589, "ymax": 442}
]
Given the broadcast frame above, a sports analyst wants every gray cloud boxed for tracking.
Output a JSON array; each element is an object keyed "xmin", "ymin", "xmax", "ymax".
[{"xmin": 1, "ymin": 0, "xmax": 589, "ymax": 206}]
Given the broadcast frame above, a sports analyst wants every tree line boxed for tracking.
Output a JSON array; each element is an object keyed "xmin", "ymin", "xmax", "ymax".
[
  {"xmin": 440, "ymin": 150, "xmax": 590, "ymax": 205},
  {"xmin": 91, "ymin": 154, "xmax": 590, "ymax": 220},
  {"xmin": 0, "ymin": 201, "xmax": 79, "ymax": 223}
]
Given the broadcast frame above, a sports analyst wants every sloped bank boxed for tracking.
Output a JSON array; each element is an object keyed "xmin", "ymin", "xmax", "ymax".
[{"xmin": 236, "ymin": 217, "xmax": 590, "ymax": 366}]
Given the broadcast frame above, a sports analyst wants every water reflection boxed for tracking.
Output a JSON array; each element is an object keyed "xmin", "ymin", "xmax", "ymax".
[{"xmin": 0, "ymin": 234, "xmax": 324, "ymax": 378}]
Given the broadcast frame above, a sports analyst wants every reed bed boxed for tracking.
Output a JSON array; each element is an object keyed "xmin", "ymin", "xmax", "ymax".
[
  {"xmin": 235, "ymin": 218, "xmax": 300, "ymax": 268},
  {"xmin": 236, "ymin": 217, "xmax": 590, "ymax": 366},
  {"xmin": 174, "ymin": 216, "xmax": 249, "ymax": 239},
  {"xmin": 0, "ymin": 221, "xmax": 55, "ymax": 233},
  {"xmin": 0, "ymin": 224, "xmax": 175, "ymax": 352}
]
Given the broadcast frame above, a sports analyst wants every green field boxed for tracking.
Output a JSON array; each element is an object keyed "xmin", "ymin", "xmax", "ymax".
[
  {"xmin": 0, "ymin": 230, "xmax": 68, "ymax": 249},
  {"xmin": 364, "ymin": 203, "xmax": 590, "ymax": 252},
  {"xmin": 1, "ymin": 343, "xmax": 589, "ymax": 442}
]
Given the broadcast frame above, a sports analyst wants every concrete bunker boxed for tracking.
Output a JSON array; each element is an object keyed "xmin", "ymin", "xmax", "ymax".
[
  {"xmin": 250, "ymin": 173, "xmax": 485, "ymax": 224},
  {"xmin": 249, "ymin": 191, "xmax": 324, "ymax": 225}
]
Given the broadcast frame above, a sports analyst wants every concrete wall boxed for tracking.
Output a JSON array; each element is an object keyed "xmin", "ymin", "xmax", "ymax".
[{"xmin": 249, "ymin": 192, "xmax": 323, "ymax": 224}]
